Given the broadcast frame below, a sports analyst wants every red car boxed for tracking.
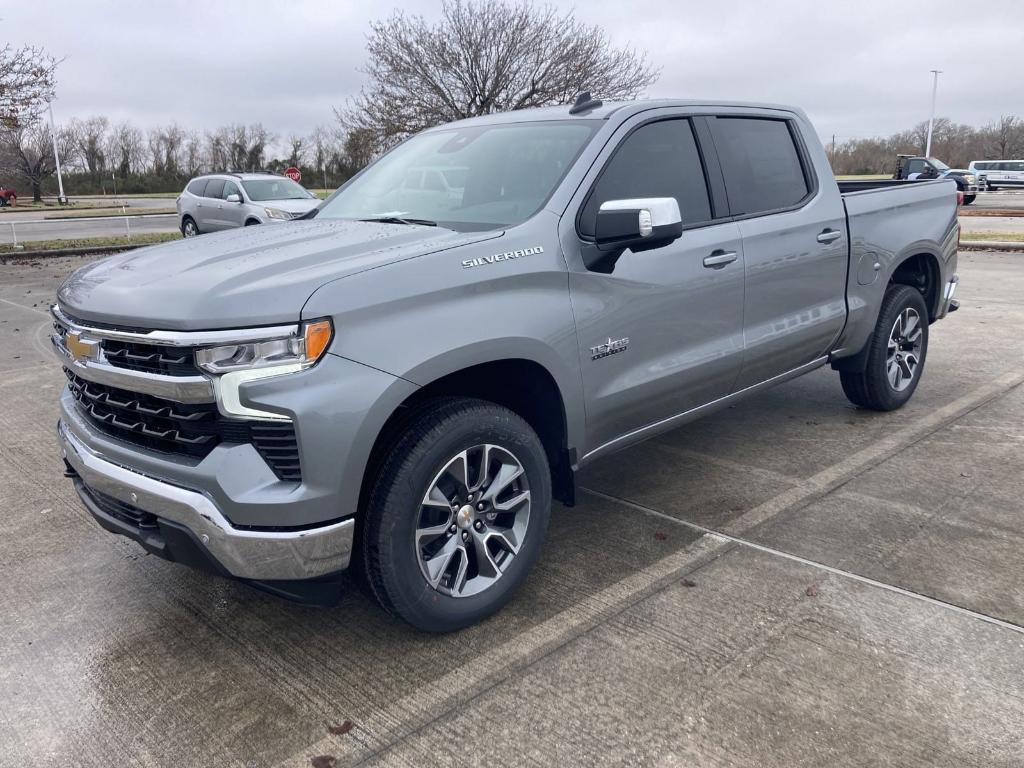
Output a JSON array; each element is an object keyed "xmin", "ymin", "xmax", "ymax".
[{"xmin": 0, "ymin": 186, "xmax": 17, "ymax": 206}]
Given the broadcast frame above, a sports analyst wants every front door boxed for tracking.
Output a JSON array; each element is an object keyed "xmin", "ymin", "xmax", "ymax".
[
  {"xmin": 562, "ymin": 117, "xmax": 746, "ymax": 454},
  {"xmin": 220, "ymin": 180, "xmax": 247, "ymax": 229}
]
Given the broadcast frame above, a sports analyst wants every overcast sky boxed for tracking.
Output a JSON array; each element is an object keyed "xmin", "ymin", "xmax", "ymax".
[{"xmin": 5, "ymin": 0, "xmax": 1022, "ymax": 152}]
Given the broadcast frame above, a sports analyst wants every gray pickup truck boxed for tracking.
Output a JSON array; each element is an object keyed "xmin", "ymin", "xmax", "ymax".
[{"xmin": 53, "ymin": 98, "xmax": 960, "ymax": 631}]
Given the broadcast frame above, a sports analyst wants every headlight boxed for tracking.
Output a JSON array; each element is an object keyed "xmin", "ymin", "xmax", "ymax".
[
  {"xmin": 965, "ymin": 174, "xmax": 976, "ymax": 184},
  {"xmin": 264, "ymin": 206, "xmax": 292, "ymax": 220},
  {"xmin": 195, "ymin": 319, "xmax": 333, "ymax": 374}
]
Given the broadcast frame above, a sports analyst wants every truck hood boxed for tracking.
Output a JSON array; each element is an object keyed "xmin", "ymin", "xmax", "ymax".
[{"xmin": 58, "ymin": 219, "xmax": 498, "ymax": 330}]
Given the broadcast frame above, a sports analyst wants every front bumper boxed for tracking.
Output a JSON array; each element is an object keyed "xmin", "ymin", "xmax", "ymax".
[{"xmin": 59, "ymin": 420, "xmax": 355, "ymax": 583}]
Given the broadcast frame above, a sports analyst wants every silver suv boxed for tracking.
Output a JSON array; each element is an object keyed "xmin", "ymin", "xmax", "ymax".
[{"xmin": 176, "ymin": 172, "xmax": 320, "ymax": 236}]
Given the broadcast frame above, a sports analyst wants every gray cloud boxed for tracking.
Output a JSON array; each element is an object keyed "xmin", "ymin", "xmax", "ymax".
[{"xmin": 5, "ymin": 0, "xmax": 1022, "ymax": 151}]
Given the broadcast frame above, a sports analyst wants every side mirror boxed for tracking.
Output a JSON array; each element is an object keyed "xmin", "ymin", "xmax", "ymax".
[
  {"xmin": 226, "ymin": 193, "xmax": 242, "ymax": 203},
  {"xmin": 594, "ymin": 198, "xmax": 683, "ymax": 252}
]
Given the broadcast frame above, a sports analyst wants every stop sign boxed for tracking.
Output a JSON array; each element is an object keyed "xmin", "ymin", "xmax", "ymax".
[{"xmin": 284, "ymin": 166, "xmax": 301, "ymax": 182}]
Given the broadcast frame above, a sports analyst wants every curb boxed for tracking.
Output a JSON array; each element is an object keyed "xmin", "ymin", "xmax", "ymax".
[
  {"xmin": 0, "ymin": 242, "xmax": 155, "ymax": 261},
  {"xmin": 959, "ymin": 241, "xmax": 1024, "ymax": 252}
]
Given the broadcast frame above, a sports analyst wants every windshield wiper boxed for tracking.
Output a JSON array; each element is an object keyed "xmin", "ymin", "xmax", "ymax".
[{"xmin": 359, "ymin": 215, "xmax": 437, "ymax": 227}]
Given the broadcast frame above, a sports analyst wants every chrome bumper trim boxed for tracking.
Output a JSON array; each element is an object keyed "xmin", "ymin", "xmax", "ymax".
[
  {"xmin": 59, "ymin": 421, "xmax": 354, "ymax": 580},
  {"xmin": 51, "ymin": 335, "xmax": 216, "ymax": 404}
]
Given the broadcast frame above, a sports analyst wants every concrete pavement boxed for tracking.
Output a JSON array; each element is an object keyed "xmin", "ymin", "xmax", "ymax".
[{"xmin": 1, "ymin": 251, "xmax": 1023, "ymax": 766}]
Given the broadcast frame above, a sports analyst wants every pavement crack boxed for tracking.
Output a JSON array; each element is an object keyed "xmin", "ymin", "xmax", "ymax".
[{"xmin": 581, "ymin": 487, "xmax": 1024, "ymax": 637}]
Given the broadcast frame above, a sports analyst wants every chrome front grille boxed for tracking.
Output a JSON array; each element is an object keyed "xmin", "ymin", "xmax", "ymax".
[
  {"xmin": 53, "ymin": 306, "xmax": 302, "ymax": 482},
  {"xmin": 103, "ymin": 339, "xmax": 198, "ymax": 376}
]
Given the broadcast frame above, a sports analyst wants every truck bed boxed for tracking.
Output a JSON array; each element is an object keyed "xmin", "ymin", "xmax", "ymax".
[
  {"xmin": 830, "ymin": 177, "xmax": 959, "ymax": 361},
  {"xmin": 837, "ymin": 179, "xmax": 930, "ymax": 193}
]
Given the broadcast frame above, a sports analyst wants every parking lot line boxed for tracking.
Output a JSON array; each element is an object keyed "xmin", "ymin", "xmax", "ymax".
[
  {"xmin": 722, "ymin": 367, "xmax": 1024, "ymax": 534},
  {"xmin": 580, "ymin": 487, "xmax": 1024, "ymax": 637},
  {"xmin": 276, "ymin": 533, "xmax": 732, "ymax": 767}
]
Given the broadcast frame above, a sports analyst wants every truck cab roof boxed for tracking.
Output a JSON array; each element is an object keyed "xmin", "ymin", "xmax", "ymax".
[{"xmin": 423, "ymin": 99, "xmax": 806, "ymax": 132}]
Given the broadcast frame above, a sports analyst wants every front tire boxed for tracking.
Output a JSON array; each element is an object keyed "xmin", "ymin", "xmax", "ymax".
[
  {"xmin": 840, "ymin": 284, "xmax": 929, "ymax": 411},
  {"xmin": 361, "ymin": 397, "xmax": 551, "ymax": 632},
  {"xmin": 963, "ymin": 194, "xmax": 976, "ymax": 205}
]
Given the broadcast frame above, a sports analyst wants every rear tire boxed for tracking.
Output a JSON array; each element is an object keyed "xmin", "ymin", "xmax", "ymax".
[
  {"xmin": 840, "ymin": 284, "xmax": 929, "ymax": 411},
  {"xmin": 181, "ymin": 216, "xmax": 199, "ymax": 237},
  {"xmin": 361, "ymin": 397, "xmax": 551, "ymax": 632}
]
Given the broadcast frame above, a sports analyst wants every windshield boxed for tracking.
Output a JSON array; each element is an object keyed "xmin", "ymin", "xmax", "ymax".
[
  {"xmin": 317, "ymin": 121, "xmax": 598, "ymax": 231},
  {"xmin": 241, "ymin": 178, "xmax": 314, "ymax": 201},
  {"xmin": 927, "ymin": 157, "xmax": 950, "ymax": 171}
]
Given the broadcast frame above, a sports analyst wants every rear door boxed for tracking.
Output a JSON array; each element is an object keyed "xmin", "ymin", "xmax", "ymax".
[
  {"xmin": 708, "ymin": 115, "xmax": 847, "ymax": 388},
  {"xmin": 200, "ymin": 178, "xmax": 226, "ymax": 230},
  {"xmin": 562, "ymin": 115, "xmax": 746, "ymax": 454}
]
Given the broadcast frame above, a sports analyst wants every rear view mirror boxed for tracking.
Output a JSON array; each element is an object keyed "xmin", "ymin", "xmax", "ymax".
[
  {"xmin": 595, "ymin": 198, "xmax": 683, "ymax": 252},
  {"xmin": 226, "ymin": 193, "xmax": 242, "ymax": 203}
]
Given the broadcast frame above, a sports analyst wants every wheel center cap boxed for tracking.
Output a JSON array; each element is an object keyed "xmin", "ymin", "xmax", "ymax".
[{"xmin": 456, "ymin": 504, "xmax": 475, "ymax": 530}]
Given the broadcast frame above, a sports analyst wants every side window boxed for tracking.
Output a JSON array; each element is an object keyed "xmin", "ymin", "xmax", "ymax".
[
  {"xmin": 579, "ymin": 119, "xmax": 711, "ymax": 238},
  {"xmin": 204, "ymin": 179, "xmax": 225, "ymax": 199},
  {"xmin": 711, "ymin": 118, "xmax": 810, "ymax": 215},
  {"xmin": 906, "ymin": 160, "xmax": 925, "ymax": 175},
  {"xmin": 186, "ymin": 179, "xmax": 207, "ymax": 196},
  {"xmin": 223, "ymin": 181, "xmax": 241, "ymax": 200}
]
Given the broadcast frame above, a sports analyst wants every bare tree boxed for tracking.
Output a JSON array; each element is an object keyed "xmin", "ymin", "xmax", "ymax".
[
  {"xmin": 71, "ymin": 116, "xmax": 109, "ymax": 177},
  {"xmin": 0, "ymin": 44, "xmax": 59, "ymax": 128},
  {"xmin": 107, "ymin": 121, "xmax": 145, "ymax": 177},
  {"xmin": 209, "ymin": 123, "xmax": 274, "ymax": 171},
  {"xmin": 340, "ymin": 127, "xmax": 379, "ymax": 175},
  {"xmin": 183, "ymin": 129, "xmax": 204, "ymax": 177},
  {"xmin": 337, "ymin": 0, "xmax": 659, "ymax": 149},
  {"xmin": 982, "ymin": 115, "xmax": 1023, "ymax": 159},
  {"xmin": 285, "ymin": 134, "xmax": 306, "ymax": 168},
  {"xmin": 0, "ymin": 121, "xmax": 78, "ymax": 201}
]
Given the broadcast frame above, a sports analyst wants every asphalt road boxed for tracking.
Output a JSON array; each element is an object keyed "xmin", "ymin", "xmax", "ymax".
[{"xmin": 1, "ymin": 251, "xmax": 1024, "ymax": 766}]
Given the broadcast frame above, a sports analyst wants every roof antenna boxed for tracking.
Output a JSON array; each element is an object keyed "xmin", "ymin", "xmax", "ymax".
[{"xmin": 569, "ymin": 91, "xmax": 603, "ymax": 115}]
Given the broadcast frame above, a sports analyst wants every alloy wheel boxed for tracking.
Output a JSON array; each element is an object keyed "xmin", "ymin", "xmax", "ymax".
[
  {"xmin": 887, "ymin": 307, "xmax": 923, "ymax": 392},
  {"xmin": 415, "ymin": 444, "xmax": 531, "ymax": 598}
]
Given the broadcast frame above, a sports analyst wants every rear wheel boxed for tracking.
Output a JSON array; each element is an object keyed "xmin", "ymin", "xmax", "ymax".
[
  {"xmin": 361, "ymin": 397, "xmax": 551, "ymax": 632},
  {"xmin": 181, "ymin": 216, "xmax": 199, "ymax": 237},
  {"xmin": 840, "ymin": 284, "xmax": 929, "ymax": 411}
]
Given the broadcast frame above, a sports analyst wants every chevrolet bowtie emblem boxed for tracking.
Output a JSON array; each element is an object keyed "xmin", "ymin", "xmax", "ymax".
[{"xmin": 65, "ymin": 331, "xmax": 99, "ymax": 363}]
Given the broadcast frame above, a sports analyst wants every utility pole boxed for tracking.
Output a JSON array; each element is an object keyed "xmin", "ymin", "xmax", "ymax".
[
  {"xmin": 46, "ymin": 98, "xmax": 68, "ymax": 205},
  {"xmin": 924, "ymin": 69, "xmax": 942, "ymax": 159},
  {"xmin": 831, "ymin": 134, "xmax": 836, "ymax": 165}
]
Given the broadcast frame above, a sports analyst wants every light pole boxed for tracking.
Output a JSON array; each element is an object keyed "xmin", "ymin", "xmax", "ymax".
[
  {"xmin": 924, "ymin": 69, "xmax": 942, "ymax": 159},
  {"xmin": 46, "ymin": 98, "xmax": 68, "ymax": 205}
]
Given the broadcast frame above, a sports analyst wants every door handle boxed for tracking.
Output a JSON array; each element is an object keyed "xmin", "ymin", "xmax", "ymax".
[
  {"xmin": 817, "ymin": 229, "xmax": 842, "ymax": 244},
  {"xmin": 703, "ymin": 250, "xmax": 738, "ymax": 268}
]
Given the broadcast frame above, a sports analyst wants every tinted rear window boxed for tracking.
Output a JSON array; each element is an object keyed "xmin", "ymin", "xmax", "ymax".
[
  {"xmin": 204, "ymin": 179, "xmax": 225, "ymax": 199},
  {"xmin": 712, "ymin": 118, "xmax": 810, "ymax": 215},
  {"xmin": 186, "ymin": 179, "xmax": 207, "ymax": 196},
  {"xmin": 579, "ymin": 119, "xmax": 711, "ymax": 237}
]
